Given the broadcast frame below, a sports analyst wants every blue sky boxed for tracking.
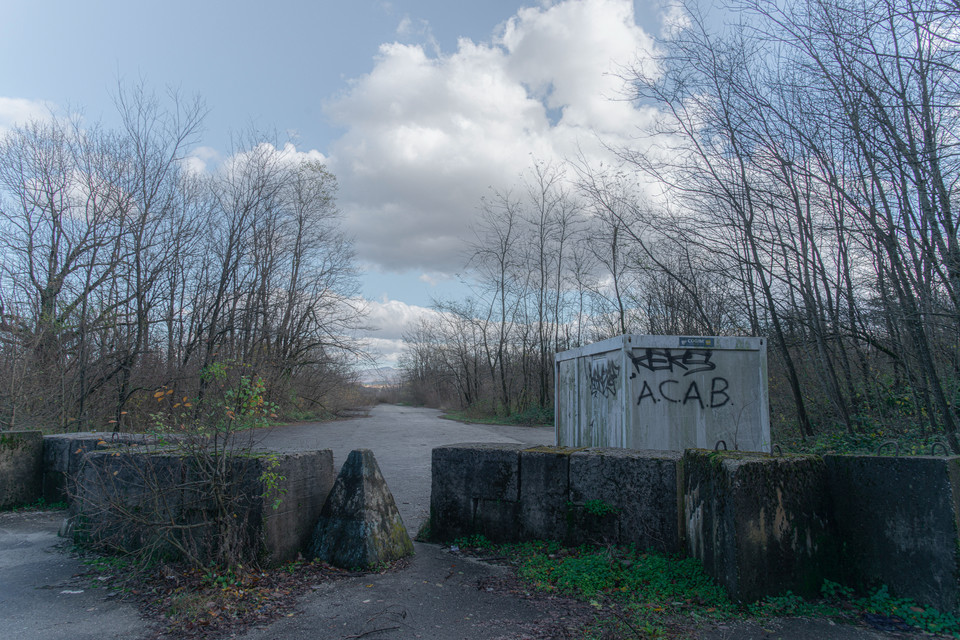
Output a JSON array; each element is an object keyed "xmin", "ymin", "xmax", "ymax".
[
  {"xmin": 1, "ymin": 0, "xmax": 677, "ymax": 366},
  {"xmin": 0, "ymin": 1, "xmax": 536, "ymax": 151}
]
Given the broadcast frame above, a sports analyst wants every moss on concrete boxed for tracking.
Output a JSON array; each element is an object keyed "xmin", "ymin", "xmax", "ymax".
[
  {"xmin": 0, "ymin": 433, "xmax": 29, "ymax": 450},
  {"xmin": 523, "ymin": 445, "xmax": 587, "ymax": 455}
]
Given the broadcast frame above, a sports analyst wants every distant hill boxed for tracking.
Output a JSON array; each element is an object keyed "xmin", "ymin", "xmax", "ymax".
[{"xmin": 358, "ymin": 367, "xmax": 400, "ymax": 387}]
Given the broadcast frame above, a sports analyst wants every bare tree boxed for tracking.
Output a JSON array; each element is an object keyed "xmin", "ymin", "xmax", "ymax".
[{"xmin": 0, "ymin": 87, "xmax": 364, "ymax": 432}]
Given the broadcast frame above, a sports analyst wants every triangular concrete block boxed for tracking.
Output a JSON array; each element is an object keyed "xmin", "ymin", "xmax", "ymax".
[{"xmin": 309, "ymin": 449, "xmax": 414, "ymax": 569}]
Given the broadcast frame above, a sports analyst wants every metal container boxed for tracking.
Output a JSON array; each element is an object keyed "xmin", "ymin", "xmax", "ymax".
[{"xmin": 555, "ymin": 335, "xmax": 770, "ymax": 452}]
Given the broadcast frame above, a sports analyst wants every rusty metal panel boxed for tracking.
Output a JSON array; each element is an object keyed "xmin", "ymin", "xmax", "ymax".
[{"xmin": 555, "ymin": 335, "xmax": 770, "ymax": 453}]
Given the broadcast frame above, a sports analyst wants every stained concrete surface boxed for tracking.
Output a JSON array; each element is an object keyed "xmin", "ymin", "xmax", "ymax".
[{"xmin": 310, "ymin": 449, "xmax": 414, "ymax": 568}]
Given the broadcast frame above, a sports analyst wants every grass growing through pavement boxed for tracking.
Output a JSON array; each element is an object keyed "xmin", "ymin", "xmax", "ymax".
[
  {"xmin": 0, "ymin": 497, "xmax": 67, "ymax": 513},
  {"xmin": 442, "ymin": 405, "xmax": 553, "ymax": 428},
  {"xmin": 454, "ymin": 537, "xmax": 960, "ymax": 638}
]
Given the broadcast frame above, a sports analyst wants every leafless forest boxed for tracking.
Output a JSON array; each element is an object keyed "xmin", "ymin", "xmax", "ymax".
[
  {"xmin": 0, "ymin": 86, "xmax": 364, "ymax": 432},
  {"xmin": 399, "ymin": 0, "xmax": 960, "ymax": 451},
  {"xmin": 2, "ymin": 0, "xmax": 958, "ymax": 451}
]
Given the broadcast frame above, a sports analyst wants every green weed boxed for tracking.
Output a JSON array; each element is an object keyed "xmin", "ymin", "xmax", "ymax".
[
  {"xmin": 505, "ymin": 405, "xmax": 554, "ymax": 426},
  {"xmin": 453, "ymin": 534, "xmax": 496, "ymax": 550},
  {"xmin": 202, "ymin": 566, "xmax": 246, "ymax": 590},
  {"xmin": 777, "ymin": 426, "xmax": 953, "ymax": 456},
  {"xmin": 442, "ymin": 404, "xmax": 553, "ymax": 427},
  {"xmin": 828, "ymin": 582, "xmax": 960, "ymax": 635},
  {"xmin": 580, "ymin": 499, "xmax": 619, "ymax": 518},
  {"xmin": 259, "ymin": 455, "xmax": 287, "ymax": 511},
  {"xmin": 461, "ymin": 541, "xmax": 960, "ymax": 638},
  {"xmin": 414, "ymin": 516, "xmax": 432, "ymax": 542},
  {"xmin": 1, "ymin": 497, "xmax": 67, "ymax": 513}
]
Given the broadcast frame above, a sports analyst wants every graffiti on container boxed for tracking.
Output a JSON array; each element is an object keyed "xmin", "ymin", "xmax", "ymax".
[
  {"xmin": 629, "ymin": 348, "xmax": 730, "ymax": 408},
  {"xmin": 589, "ymin": 361, "xmax": 620, "ymax": 398},
  {"xmin": 630, "ymin": 348, "xmax": 716, "ymax": 377},
  {"xmin": 636, "ymin": 376, "xmax": 730, "ymax": 408}
]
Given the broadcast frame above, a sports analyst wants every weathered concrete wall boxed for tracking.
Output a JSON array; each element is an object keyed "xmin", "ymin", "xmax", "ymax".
[
  {"xmin": 72, "ymin": 448, "xmax": 335, "ymax": 566},
  {"xmin": 0, "ymin": 431, "xmax": 44, "ymax": 509},
  {"xmin": 434, "ymin": 445, "xmax": 833, "ymax": 599},
  {"xmin": 683, "ymin": 450, "xmax": 838, "ymax": 602},
  {"xmin": 42, "ymin": 433, "xmax": 145, "ymax": 505},
  {"xmin": 71, "ymin": 450, "xmax": 195, "ymax": 555},
  {"xmin": 568, "ymin": 448, "xmax": 682, "ymax": 552},
  {"xmin": 825, "ymin": 455, "xmax": 960, "ymax": 613},
  {"xmin": 432, "ymin": 444, "xmax": 960, "ymax": 612},
  {"xmin": 431, "ymin": 444, "xmax": 682, "ymax": 553},
  {"xmin": 6, "ymin": 432, "xmax": 334, "ymax": 565},
  {"xmin": 431, "ymin": 443, "xmax": 522, "ymax": 543},
  {"xmin": 517, "ymin": 447, "xmax": 578, "ymax": 541},
  {"xmin": 262, "ymin": 450, "xmax": 335, "ymax": 565}
]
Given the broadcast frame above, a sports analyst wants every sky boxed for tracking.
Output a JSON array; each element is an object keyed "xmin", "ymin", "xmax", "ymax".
[{"xmin": 0, "ymin": 0, "xmax": 681, "ymax": 369}]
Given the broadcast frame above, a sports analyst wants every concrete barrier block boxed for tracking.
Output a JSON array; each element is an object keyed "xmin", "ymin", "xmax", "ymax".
[
  {"xmin": 72, "ymin": 447, "xmax": 335, "ymax": 566},
  {"xmin": 42, "ymin": 432, "xmax": 147, "ymax": 505},
  {"xmin": 310, "ymin": 449, "xmax": 413, "ymax": 569},
  {"xmin": 519, "ymin": 447, "xmax": 575, "ymax": 541},
  {"xmin": 568, "ymin": 448, "xmax": 683, "ymax": 552},
  {"xmin": 44, "ymin": 433, "xmax": 110, "ymax": 505},
  {"xmin": 262, "ymin": 450, "xmax": 335, "ymax": 565},
  {"xmin": 0, "ymin": 430, "xmax": 44, "ymax": 509},
  {"xmin": 430, "ymin": 443, "xmax": 522, "ymax": 542},
  {"xmin": 684, "ymin": 450, "xmax": 838, "ymax": 602},
  {"xmin": 825, "ymin": 455, "xmax": 960, "ymax": 613},
  {"xmin": 72, "ymin": 450, "xmax": 191, "ymax": 546}
]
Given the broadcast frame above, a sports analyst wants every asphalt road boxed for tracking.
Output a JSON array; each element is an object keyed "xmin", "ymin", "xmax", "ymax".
[
  {"xmin": 0, "ymin": 509, "xmax": 148, "ymax": 640},
  {"xmin": 250, "ymin": 404, "xmax": 555, "ymax": 535}
]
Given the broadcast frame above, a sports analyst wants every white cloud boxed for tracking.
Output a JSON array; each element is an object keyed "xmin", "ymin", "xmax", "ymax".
[
  {"xmin": 182, "ymin": 145, "xmax": 222, "ymax": 175},
  {"xmin": 0, "ymin": 97, "xmax": 54, "ymax": 135},
  {"xmin": 659, "ymin": 2, "xmax": 691, "ymax": 37},
  {"xmin": 363, "ymin": 298, "xmax": 441, "ymax": 340},
  {"xmin": 189, "ymin": 141, "xmax": 328, "ymax": 178},
  {"xmin": 231, "ymin": 142, "xmax": 326, "ymax": 170},
  {"xmin": 357, "ymin": 298, "xmax": 444, "ymax": 366},
  {"xmin": 396, "ymin": 15, "xmax": 435, "ymax": 45},
  {"xmin": 358, "ymin": 336, "xmax": 407, "ymax": 367},
  {"xmin": 325, "ymin": 0, "xmax": 658, "ymax": 274},
  {"xmin": 498, "ymin": 0, "xmax": 654, "ymax": 128},
  {"xmin": 419, "ymin": 271, "xmax": 452, "ymax": 287}
]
